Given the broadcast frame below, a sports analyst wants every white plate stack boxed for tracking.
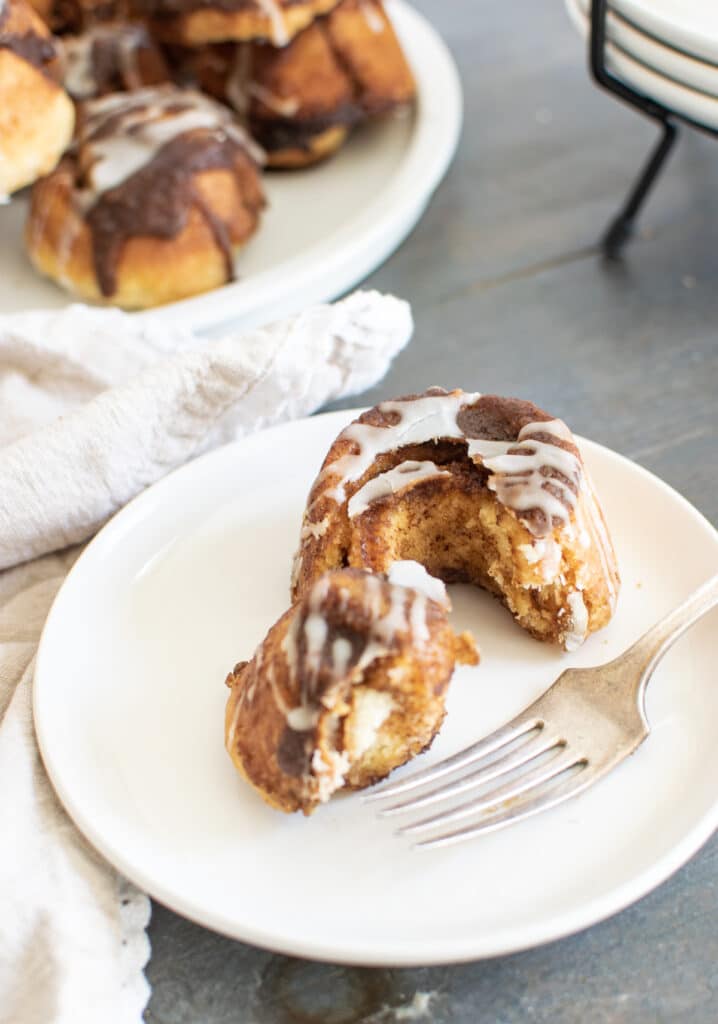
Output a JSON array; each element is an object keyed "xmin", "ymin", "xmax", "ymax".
[{"xmin": 565, "ymin": 0, "xmax": 718, "ymax": 131}]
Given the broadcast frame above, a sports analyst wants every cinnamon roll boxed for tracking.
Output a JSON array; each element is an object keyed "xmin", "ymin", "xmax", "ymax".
[
  {"xmin": 25, "ymin": 84, "xmax": 265, "ymax": 308},
  {"xmin": 225, "ymin": 565, "xmax": 478, "ymax": 814},
  {"xmin": 144, "ymin": 0, "xmax": 341, "ymax": 48},
  {"xmin": 0, "ymin": 0, "xmax": 74, "ymax": 197},
  {"xmin": 292, "ymin": 389, "xmax": 620, "ymax": 651},
  {"xmin": 173, "ymin": 0, "xmax": 416, "ymax": 168},
  {"xmin": 59, "ymin": 21, "xmax": 170, "ymax": 99}
]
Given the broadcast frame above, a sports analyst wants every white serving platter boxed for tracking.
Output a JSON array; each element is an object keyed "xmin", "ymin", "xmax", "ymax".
[{"xmin": 0, "ymin": 0, "xmax": 461, "ymax": 333}]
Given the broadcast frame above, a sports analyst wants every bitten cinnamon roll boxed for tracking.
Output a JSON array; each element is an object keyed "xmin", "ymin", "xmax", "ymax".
[
  {"xmin": 225, "ymin": 566, "xmax": 478, "ymax": 814},
  {"xmin": 0, "ymin": 0, "xmax": 75, "ymax": 197},
  {"xmin": 25, "ymin": 84, "xmax": 265, "ymax": 308},
  {"xmin": 292, "ymin": 389, "xmax": 621, "ymax": 651}
]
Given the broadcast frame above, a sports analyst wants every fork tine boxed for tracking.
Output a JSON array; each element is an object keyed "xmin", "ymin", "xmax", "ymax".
[
  {"xmin": 414, "ymin": 763, "xmax": 592, "ymax": 849},
  {"xmin": 398, "ymin": 749, "xmax": 584, "ymax": 837},
  {"xmin": 378, "ymin": 732, "xmax": 564, "ymax": 817},
  {"xmin": 362, "ymin": 715, "xmax": 542, "ymax": 802}
]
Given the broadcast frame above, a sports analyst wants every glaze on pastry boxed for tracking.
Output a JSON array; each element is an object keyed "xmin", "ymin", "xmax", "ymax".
[
  {"xmin": 59, "ymin": 21, "xmax": 170, "ymax": 98},
  {"xmin": 225, "ymin": 565, "xmax": 478, "ymax": 814},
  {"xmin": 144, "ymin": 0, "xmax": 341, "ymax": 48},
  {"xmin": 0, "ymin": 0, "xmax": 75, "ymax": 197},
  {"xmin": 174, "ymin": 0, "xmax": 416, "ymax": 168},
  {"xmin": 292, "ymin": 388, "xmax": 620, "ymax": 651},
  {"xmin": 25, "ymin": 84, "xmax": 265, "ymax": 308}
]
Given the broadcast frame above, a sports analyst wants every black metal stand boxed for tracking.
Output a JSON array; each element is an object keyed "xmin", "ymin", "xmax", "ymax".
[{"xmin": 589, "ymin": 0, "xmax": 679, "ymax": 256}]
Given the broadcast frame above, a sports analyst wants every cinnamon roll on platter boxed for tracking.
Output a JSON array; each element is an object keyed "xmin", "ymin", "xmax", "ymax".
[
  {"xmin": 25, "ymin": 85, "xmax": 266, "ymax": 308},
  {"xmin": 0, "ymin": 1, "xmax": 459, "ymax": 326},
  {"xmin": 0, "ymin": 0, "xmax": 75, "ymax": 198}
]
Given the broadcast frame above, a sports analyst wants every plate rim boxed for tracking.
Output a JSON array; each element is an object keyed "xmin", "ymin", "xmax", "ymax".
[
  {"xmin": 565, "ymin": 0, "xmax": 718, "ymax": 128},
  {"xmin": 571, "ymin": 0, "xmax": 718, "ymax": 95},
  {"xmin": 611, "ymin": 0, "xmax": 718, "ymax": 68},
  {"xmin": 34, "ymin": 408, "xmax": 718, "ymax": 965}
]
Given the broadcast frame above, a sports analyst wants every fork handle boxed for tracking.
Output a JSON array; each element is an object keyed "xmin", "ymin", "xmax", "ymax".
[{"xmin": 621, "ymin": 573, "xmax": 718, "ymax": 701}]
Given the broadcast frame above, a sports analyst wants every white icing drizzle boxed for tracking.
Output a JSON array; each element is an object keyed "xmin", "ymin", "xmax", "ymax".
[
  {"xmin": 61, "ymin": 34, "xmax": 97, "ymax": 99},
  {"xmin": 359, "ymin": 0, "xmax": 385, "ymax": 33},
  {"xmin": 286, "ymin": 703, "xmax": 317, "ymax": 731},
  {"xmin": 300, "ymin": 515, "xmax": 329, "ymax": 541},
  {"xmin": 249, "ymin": 82, "xmax": 300, "ymax": 118},
  {"xmin": 564, "ymin": 590, "xmax": 589, "ymax": 652},
  {"xmin": 78, "ymin": 86, "xmax": 263, "ymax": 200},
  {"xmin": 225, "ymin": 45, "xmax": 252, "ymax": 116},
  {"xmin": 60, "ymin": 24, "xmax": 148, "ymax": 100},
  {"xmin": 331, "ymin": 636, "xmax": 352, "ymax": 676},
  {"xmin": 347, "ymin": 460, "xmax": 450, "ymax": 518},
  {"xmin": 316, "ymin": 393, "xmax": 582, "ymax": 541},
  {"xmin": 577, "ymin": 471, "xmax": 619, "ymax": 613},
  {"xmin": 409, "ymin": 590, "xmax": 429, "ymax": 646},
  {"xmin": 319, "ymin": 392, "xmax": 479, "ymax": 504},
  {"xmin": 255, "ymin": 0, "xmax": 289, "ymax": 46},
  {"xmin": 374, "ymin": 581, "xmax": 409, "ymax": 642},
  {"xmin": 280, "ymin": 572, "xmax": 437, "ymax": 732},
  {"xmin": 520, "ymin": 418, "xmax": 574, "ymax": 441},
  {"xmin": 469, "ymin": 425, "xmax": 581, "ymax": 529},
  {"xmin": 387, "ymin": 560, "xmax": 450, "ymax": 610}
]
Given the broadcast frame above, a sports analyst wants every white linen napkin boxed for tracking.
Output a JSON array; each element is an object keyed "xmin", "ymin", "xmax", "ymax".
[{"xmin": 0, "ymin": 291, "xmax": 412, "ymax": 1024}]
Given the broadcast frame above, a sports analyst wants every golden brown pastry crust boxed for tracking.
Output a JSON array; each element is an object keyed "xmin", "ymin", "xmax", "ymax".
[
  {"xmin": 170, "ymin": 0, "xmax": 416, "ymax": 168},
  {"xmin": 0, "ymin": 0, "xmax": 75, "ymax": 196},
  {"xmin": 292, "ymin": 389, "xmax": 621, "ymax": 650},
  {"xmin": 25, "ymin": 86, "xmax": 265, "ymax": 308},
  {"xmin": 147, "ymin": 0, "xmax": 341, "ymax": 46},
  {"xmin": 224, "ymin": 568, "xmax": 478, "ymax": 815},
  {"xmin": 59, "ymin": 21, "xmax": 171, "ymax": 99},
  {"xmin": 259, "ymin": 123, "xmax": 348, "ymax": 167},
  {"xmin": 26, "ymin": 0, "xmax": 132, "ymax": 34}
]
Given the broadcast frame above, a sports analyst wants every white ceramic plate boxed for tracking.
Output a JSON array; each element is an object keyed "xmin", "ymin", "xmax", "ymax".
[
  {"xmin": 572, "ymin": 0, "xmax": 718, "ymax": 98},
  {"xmin": 0, "ymin": 1, "xmax": 461, "ymax": 333},
  {"xmin": 566, "ymin": 0, "xmax": 718, "ymax": 130},
  {"xmin": 34, "ymin": 410, "xmax": 718, "ymax": 965},
  {"xmin": 611, "ymin": 0, "xmax": 718, "ymax": 67}
]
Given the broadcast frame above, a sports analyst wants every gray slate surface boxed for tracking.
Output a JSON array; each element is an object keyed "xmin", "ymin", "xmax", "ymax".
[{"xmin": 146, "ymin": 1, "xmax": 718, "ymax": 1020}]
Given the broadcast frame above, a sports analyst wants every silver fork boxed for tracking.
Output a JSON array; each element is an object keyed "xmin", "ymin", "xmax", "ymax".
[{"xmin": 364, "ymin": 573, "xmax": 718, "ymax": 849}]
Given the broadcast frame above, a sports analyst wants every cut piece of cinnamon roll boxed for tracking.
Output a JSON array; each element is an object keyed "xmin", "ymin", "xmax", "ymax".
[
  {"xmin": 0, "ymin": 0, "xmax": 75, "ymax": 197},
  {"xmin": 25, "ymin": 84, "xmax": 265, "ymax": 308},
  {"xmin": 225, "ymin": 565, "xmax": 478, "ymax": 815}
]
